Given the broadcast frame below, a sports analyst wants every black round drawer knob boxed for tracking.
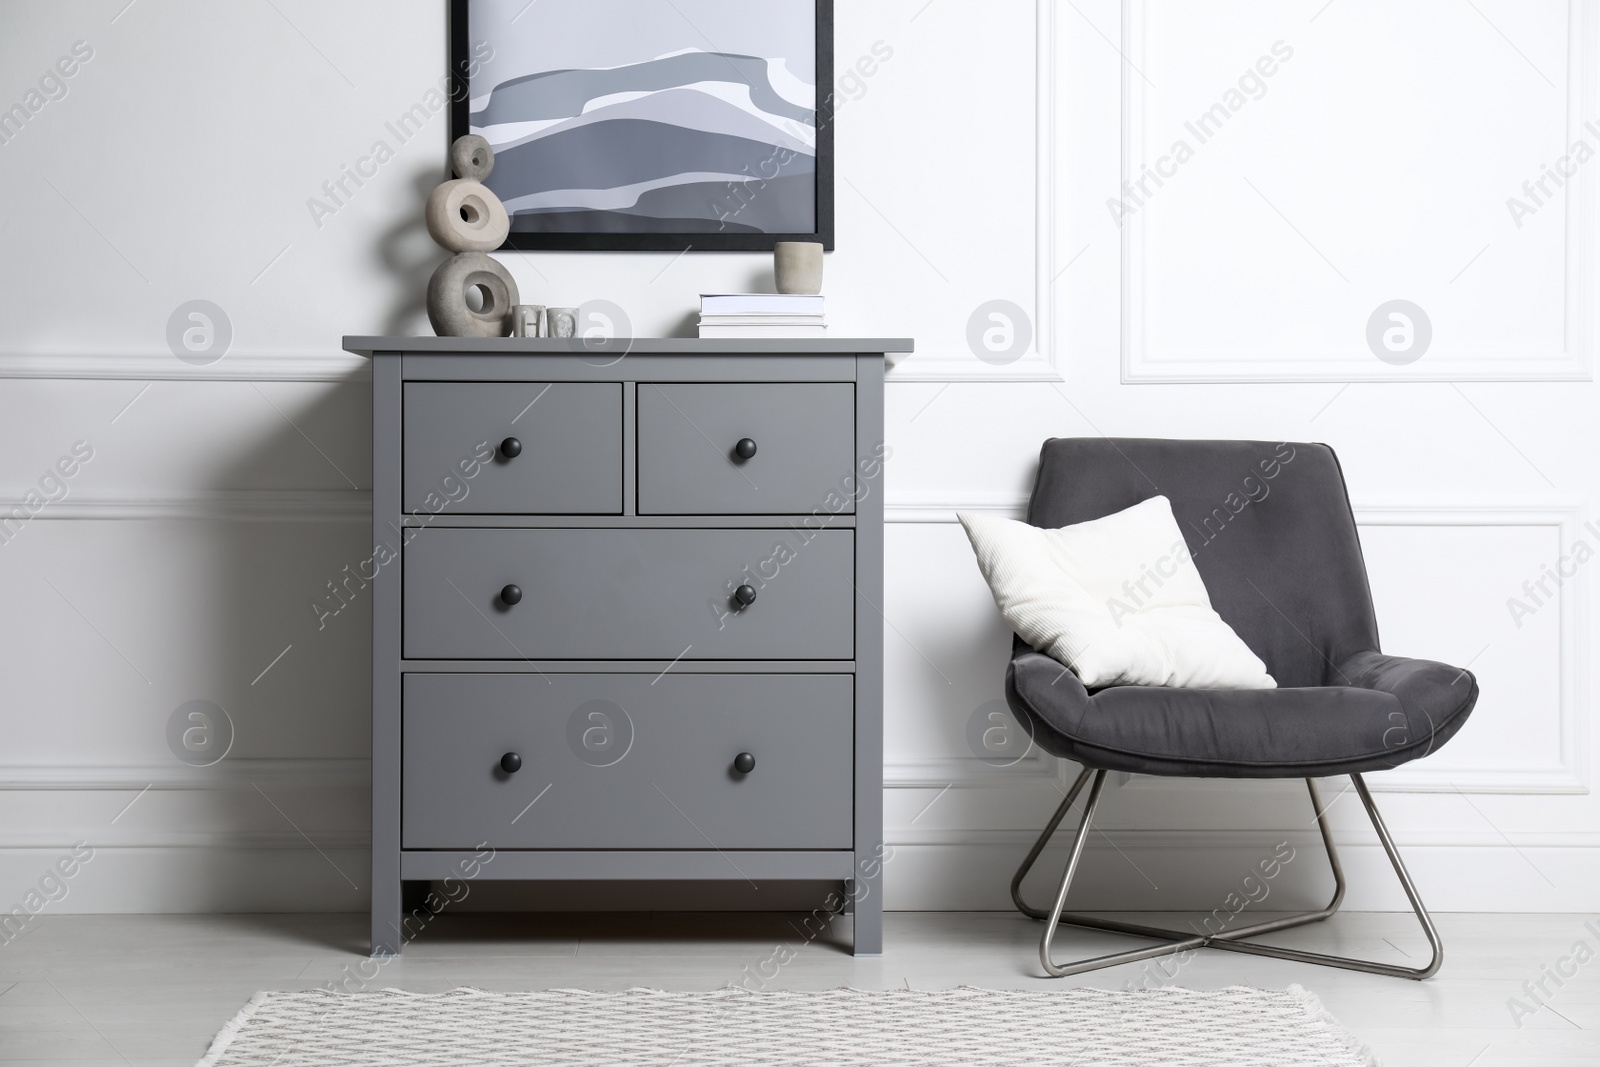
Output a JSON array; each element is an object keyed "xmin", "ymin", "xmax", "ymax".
[
  {"xmin": 734, "ymin": 584, "xmax": 757, "ymax": 607},
  {"xmin": 500, "ymin": 584, "xmax": 523, "ymax": 606},
  {"xmin": 500, "ymin": 436, "xmax": 522, "ymax": 459},
  {"xmin": 733, "ymin": 752, "xmax": 756, "ymax": 774},
  {"xmin": 735, "ymin": 438, "xmax": 757, "ymax": 460},
  {"xmin": 500, "ymin": 752, "xmax": 522, "ymax": 774}
]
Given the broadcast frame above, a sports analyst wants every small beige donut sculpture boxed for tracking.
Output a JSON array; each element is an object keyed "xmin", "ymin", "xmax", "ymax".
[{"xmin": 450, "ymin": 133, "xmax": 494, "ymax": 180}]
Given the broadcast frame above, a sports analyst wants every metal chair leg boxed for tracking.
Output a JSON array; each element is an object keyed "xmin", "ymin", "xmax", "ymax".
[
  {"xmin": 1039, "ymin": 769, "xmax": 1224, "ymax": 976},
  {"xmin": 1204, "ymin": 774, "xmax": 1442, "ymax": 979},
  {"xmin": 1306, "ymin": 776, "xmax": 1347, "ymax": 919},
  {"xmin": 1012, "ymin": 769, "xmax": 1443, "ymax": 980},
  {"xmin": 1014, "ymin": 775, "xmax": 1345, "ymax": 943},
  {"xmin": 1009, "ymin": 765, "xmax": 1096, "ymax": 919}
]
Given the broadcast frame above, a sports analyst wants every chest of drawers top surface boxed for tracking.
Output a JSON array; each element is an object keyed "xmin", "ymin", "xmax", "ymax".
[{"xmin": 345, "ymin": 337, "xmax": 913, "ymax": 356}]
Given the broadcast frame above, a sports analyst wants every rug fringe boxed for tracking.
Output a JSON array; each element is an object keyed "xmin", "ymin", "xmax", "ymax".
[
  {"xmin": 194, "ymin": 989, "xmax": 269, "ymax": 1067},
  {"xmin": 1286, "ymin": 983, "xmax": 1381, "ymax": 1067}
]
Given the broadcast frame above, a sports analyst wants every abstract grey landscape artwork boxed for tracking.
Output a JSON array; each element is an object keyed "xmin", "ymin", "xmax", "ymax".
[{"xmin": 458, "ymin": 0, "xmax": 828, "ymax": 250}]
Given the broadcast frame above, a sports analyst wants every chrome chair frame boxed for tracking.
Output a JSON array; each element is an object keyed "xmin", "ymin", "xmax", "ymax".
[{"xmin": 1012, "ymin": 767, "xmax": 1443, "ymax": 980}]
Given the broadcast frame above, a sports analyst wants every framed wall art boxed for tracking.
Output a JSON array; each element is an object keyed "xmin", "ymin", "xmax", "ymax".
[{"xmin": 449, "ymin": 0, "xmax": 834, "ymax": 251}]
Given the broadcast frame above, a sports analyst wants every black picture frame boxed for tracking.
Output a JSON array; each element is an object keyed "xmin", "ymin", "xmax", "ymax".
[{"xmin": 448, "ymin": 0, "xmax": 834, "ymax": 252}]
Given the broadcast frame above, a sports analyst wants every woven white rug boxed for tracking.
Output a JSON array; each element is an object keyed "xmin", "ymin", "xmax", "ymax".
[{"xmin": 196, "ymin": 985, "xmax": 1376, "ymax": 1066}]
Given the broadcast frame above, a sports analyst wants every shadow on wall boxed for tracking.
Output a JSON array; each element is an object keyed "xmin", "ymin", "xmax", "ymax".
[
  {"xmin": 209, "ymin": 377, "xmax": 373, "ymax": 764},
  {"xmin": 133, "ymin": 380, "xmax": 372, "ymax": 911},
  {"xmin": 377, "ymin": 169, "xmax": 446, "ymax": 336}
]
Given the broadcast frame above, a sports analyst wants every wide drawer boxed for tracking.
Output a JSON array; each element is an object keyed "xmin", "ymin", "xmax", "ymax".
[
  {"xmin": 401, "ymin": 673, "xmax": 854, "ymax": 849},
  {"xmin": 637, "ymin": 383, "xmax": 855, "ymax": 514},
  {"xmin": 403, "ymin": 382, "xmax": 622, "ymax": 514},
  {"xmin": 403, "ymin": 528, "xmax": 854, "ymax": 660}
]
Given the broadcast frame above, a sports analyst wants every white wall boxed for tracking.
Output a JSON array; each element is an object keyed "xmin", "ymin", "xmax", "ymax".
[{"xmin": 1, "ymin": 0, "xmax": 1596, "ymax": 916}]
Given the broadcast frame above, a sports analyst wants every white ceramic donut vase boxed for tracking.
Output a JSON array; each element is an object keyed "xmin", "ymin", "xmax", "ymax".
[{"xmin": 426, "ymin": 178, "xmax": 511, "ymax": 253}]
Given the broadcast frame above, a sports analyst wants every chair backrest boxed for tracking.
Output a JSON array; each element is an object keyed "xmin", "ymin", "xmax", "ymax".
[{"xmin": 1025, "ymin": 438, "xmax": 1380, "ymax": 689}]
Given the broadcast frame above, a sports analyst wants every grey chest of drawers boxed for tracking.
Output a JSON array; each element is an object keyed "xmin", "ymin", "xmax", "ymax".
[{"xmin": 344, "ymin": 336, "xmax": 913, "ymax": 958}]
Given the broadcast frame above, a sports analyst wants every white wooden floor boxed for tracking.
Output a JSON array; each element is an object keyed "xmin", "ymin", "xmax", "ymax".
[{"xmin": 0, "ymin": 911, "xmax": 1594, "ymax": 1064}]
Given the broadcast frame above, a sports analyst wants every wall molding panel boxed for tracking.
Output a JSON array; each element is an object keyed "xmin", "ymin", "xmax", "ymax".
[
  {"xmin": 1350, "ymin": 501, "xmax": 1589, "ymax": 794},
  {"xmin": 1, "ymin": 491, "xmax": 371, "ymax": 522},
  {"xmin": 0, "ymin": 353, "xmax": 371, "ymax": 382},
  {"xmin": 883, "ymin": 751, "xmax": 1067, "ymax": 790},
  {"xmin": 884, "ymin": 493, "xmax": 1030, "ymax": 523},
  {"xmin": 1119, "ymin": 0, "xmax": 1598, "ymax": 384},
  {"xmin": 887, "ymin": 0, "xmax": 1060, "ymax": 383}
]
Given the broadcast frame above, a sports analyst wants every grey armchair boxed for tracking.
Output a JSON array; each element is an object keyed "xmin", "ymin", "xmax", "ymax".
[{"xmin": 1004, "ymin": 438, "xmax": 1478, "ymax": 979}]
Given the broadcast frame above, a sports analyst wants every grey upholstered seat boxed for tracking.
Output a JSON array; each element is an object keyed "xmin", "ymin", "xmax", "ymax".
[
  {"xmin": 1003, "ymin": 438, "xmax": 1471, "ymax": 980},
  {"xmin": 1003, "ymin": 438, "xmax": 1478, "ymax": 777},
  {"xmin": 1009, "ymin": 646, "xmax": 1475, "ymax": 777}
]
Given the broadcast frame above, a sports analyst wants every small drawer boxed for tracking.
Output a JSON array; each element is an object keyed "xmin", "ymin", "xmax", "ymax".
[
  {"xmin": 402, "ymin": 673, "xmax": 854, "ymax": 850},
  {"xmin": 403, "ymin": 528, "xmax": 854, "ymax": 660},
  {"xmin": 637, "ymin": 383, "xmax": 855, "ymax": 515},
  {"xmin": 403, "ymin": 382, "xmax": 621, "ymax": 514}
]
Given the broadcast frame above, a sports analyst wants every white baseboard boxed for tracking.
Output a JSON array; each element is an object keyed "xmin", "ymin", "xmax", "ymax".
[
  {"xmin": 3, "ymin": 841, "xmax": 1593, "ymax": 915},
  {"xmin": 0, "ymin": 759, "xmax": 370, "ymax": 791},
  {"xmin": 888, "ymin": 840, "xmax": 1600, "ymax": 913},
  {"xmin": 0, "ymin": 847, "xmax": 367, "ymax": 916}
]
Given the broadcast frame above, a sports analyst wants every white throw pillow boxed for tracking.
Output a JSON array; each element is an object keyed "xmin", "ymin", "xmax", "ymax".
[{"xmin": 958, "ymin": 497, "xmax": 1275, "ymax": 690}]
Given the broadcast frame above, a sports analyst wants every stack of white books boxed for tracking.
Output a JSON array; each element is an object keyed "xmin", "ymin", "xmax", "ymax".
[{"xmin": 698, "ymin": 294, "xmax": 826, "ymax": 338}]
